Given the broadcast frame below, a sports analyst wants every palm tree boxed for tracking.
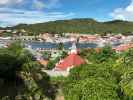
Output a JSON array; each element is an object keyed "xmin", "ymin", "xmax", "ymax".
[{"xmin": 0, "ymin": 41, "xmax": 57, "ymax": 99}]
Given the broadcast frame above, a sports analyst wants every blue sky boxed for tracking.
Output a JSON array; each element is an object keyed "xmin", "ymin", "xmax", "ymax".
[{"xmin": 0, "ymin": 0, "xmax": 132, "ymax": 27}]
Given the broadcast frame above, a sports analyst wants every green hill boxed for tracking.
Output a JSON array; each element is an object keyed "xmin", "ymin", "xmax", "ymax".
[{"xmin": 8, "ymin": 18, "xmax": 133, "ymax": 35}]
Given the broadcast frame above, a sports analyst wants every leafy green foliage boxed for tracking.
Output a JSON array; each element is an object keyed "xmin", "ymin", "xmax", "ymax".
[
  {"xmin": 122, "ymin": 49, "xmax": 133, "ymax": 65},
  {"xmin": 63, "ymin": 62, "xmax": 120, "ymax": 99},
  {"xmin": 42, "ymin": 51, "xmax": 50, "ymax": 60},
  {"xmin": 0, "ymin": 41, "xmax": 30, "ymax": 80},
  {"xmin": 47, "ymin": 57, "xmax": 60, "ymax": 70},
  {"xmin": 19, "ymin": 61, "xmax": 57, "ymax": 99},
  {"xmin": 80, "ymin": 46, "xmax": 118, "ymax": 64},
  {"xmin": 68, "ymin": 64, "xmax": 117, "ymax": 82},
  {"xmin": 64, "ymin": 78, "xmax": 120, "ymax": 100},
  {"xmin": 120, "ymin": 70, "xmax": 133, "ymax": 97},
  {"xmin": 57, "ymin": 43, "xmax": 64, "ymax": 50},
  {"xmin": 95, "ymin": 46, "xmax": 117, "ymax": 63},
  {"xmin": 0, "ymin": 49, "xmax": 20, "ymax": 80},
  {"xmin": 0, "ymin": 41, "xmax": 57, "ymax": 99},
  {"xmin": 113, "ymin": 49, "xmax": 133, "ymax": 76}
]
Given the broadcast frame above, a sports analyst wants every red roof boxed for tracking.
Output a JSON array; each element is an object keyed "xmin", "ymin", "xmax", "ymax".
[
  {"xmin": 80, "ymin": 36, "xmax": 97, "ymax": 41},
  {"xmin": 55, "ymin": 54, "xmax": 85, "ymax": 71},
  {"xmin": 113, "ymin": 44, "xmax": 133, "ymax": 52}
]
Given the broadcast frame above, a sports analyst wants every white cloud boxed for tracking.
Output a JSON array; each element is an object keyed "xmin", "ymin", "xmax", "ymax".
[
  {"xmin": 32, "ymin": 0, "xmax": 61, "ymax": 10},
  {"xmin": 43, "ymin": 0, "xmax": 61, "ymax": 9},
  {"xmin": 0, "ymin": 0, "xmax": 74, "ymax": 27},
  {"xmin": 32, "ymin": 0, "xmax": 45, "ymax": 10},
  {"xmin": 0, "ymin": 0, "xmax": 24, "ymax": 5},
  {"xmin": 0, "ymin": 0, "xmax": 61, "ymax": 10},
  {"xmin": 0, "ymin": 7, "xmax": 75, "ymax": 27},
  {"xmin": 110, "ymin": 0, "xmax": 133, "ymax": 21}
]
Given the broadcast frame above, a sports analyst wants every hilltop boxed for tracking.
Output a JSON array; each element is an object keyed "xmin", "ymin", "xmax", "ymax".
[{"xmin": 5, "ymin": 18, "xmax": 133, "ymax": 35}]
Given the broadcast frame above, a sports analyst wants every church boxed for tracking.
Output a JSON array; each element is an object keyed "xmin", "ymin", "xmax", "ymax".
[{"xmin": 54, "ymin": 43, "xmax": 85, "ymax": 72}]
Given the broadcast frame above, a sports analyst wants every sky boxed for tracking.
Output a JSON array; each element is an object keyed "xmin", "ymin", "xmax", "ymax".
[{"xmin": 0, "ymin": 0, "xmax": 133, "ymax": 27}]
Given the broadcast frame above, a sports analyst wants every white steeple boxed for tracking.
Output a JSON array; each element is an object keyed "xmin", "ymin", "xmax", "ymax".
[{"xmin": 69, "ymin": 42, "xmax": 78, "ymax": 54}]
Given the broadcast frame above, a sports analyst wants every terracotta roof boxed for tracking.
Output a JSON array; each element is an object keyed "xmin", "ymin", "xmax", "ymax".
[
  {"xmin": 95, "ymin": 48, "xmax": 101, "ymax": 53},
  {"xmin": 113, "ymin": 44, "xmax": 133, "ymax": 52},
  {"xmin": 38, "ymin": 60, "xmax": 48, "ymax": 66},
  {"xmin": 55, "ymin": 54, "xmax": 85, "ymax": 71},
  {"xmin": 80, "ymin": 36, "xmax": 97, "ymax": 41}
]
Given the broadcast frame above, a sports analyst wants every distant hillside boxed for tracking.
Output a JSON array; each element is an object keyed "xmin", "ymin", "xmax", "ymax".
[{"xmin": 7, "ymin": 18, "xmax": 133, "ymax": 35}]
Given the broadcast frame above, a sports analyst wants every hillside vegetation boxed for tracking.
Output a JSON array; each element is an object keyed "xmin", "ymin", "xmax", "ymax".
[{"xmin": 7, "ymin": 18, "xmax": 133, "ymax": 35}]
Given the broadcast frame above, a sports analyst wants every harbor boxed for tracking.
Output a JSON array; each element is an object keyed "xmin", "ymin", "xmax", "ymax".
[{"xmin": 25, "ymin": 41, "xmax": 98, "ymax": 50}]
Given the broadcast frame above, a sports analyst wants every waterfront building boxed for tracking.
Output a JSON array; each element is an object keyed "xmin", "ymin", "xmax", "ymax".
[
  {"xmin": 39, "ymin": 33, "xmax": 54, "ymax": 42},
  {"xmin": 113, "ymin": 43, "xmax": 133, "ymax": 52},
  {"xmin": 11, "ymin": 36, "xmax": 36, "ymax": 41},
  {"xmin": 79, "ymin": 35, "xmax": 97, "ymax": 43}
]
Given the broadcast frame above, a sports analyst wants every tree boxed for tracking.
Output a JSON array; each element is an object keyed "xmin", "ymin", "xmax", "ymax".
[
  {"xmin": 42, "ymin": 51, "xmax": 50, "ymax": 60},
  {"xmin": 47, "ymin": 57, "xmax": 60, "ymax": 70},
  {"xmin": 68, "ymin": 64, "xmax": 117, "ymax": 83},
  {"xmin": 95, "ymin": 46, "xmax": 117, "ymax": 63},
  {"xmin": 61, "ymin": 51, "xmax": 67, "ymax": 58},
  {"xmin": 64, "ymin": 78, "xmax": 120, "ymax": 100},
  {"xmin": 57, "ymin": 42, "xmax": 64, "ymax": 50},
  {"xmin": 7, "ymin": 41, "xmax": 24, "ymax": 56},
  {"xmin": 0, "ymin": 49, "xmax": 21, "ymax": 80},
  {"xmin": 19, "ymin": 61, "xmax": 56, "ymax": 99},
  {"xmin": 113, "ymin": 48, "xmax": 133, "ymax": 77},
  {"xmin": 0, "ymin": 41, "xmax": 33, "ymax": 80},
  {"xmin": 120, "ymin": 70, "xmax": 133, "ymax": 99},
  {"xmin": 62, "ymin": 63, "xmax": 120, "ymax": 99},
  {"xmin": 0, "ymin": 41, "xmax": 57, "ymax": 99},
  {"xmin": 122, "ymin": 49, "xmax": 133, "ymax": 65}
]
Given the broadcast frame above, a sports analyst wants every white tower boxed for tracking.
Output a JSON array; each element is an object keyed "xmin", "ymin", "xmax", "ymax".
[{"xmin": 69, "ymin": 42, "xmax": 78, "ymax": 54}]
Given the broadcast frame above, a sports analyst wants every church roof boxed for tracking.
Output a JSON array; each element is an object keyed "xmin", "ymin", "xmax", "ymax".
[{"xmin": 55, "ymin": 54, "xmax": 85, "ymax": 71}]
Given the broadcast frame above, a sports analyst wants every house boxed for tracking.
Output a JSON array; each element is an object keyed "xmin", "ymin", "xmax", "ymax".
[
  {"xmin": 79, "ymin": 35, "xmax": 97, "ymax": 42},
  {"xmin": 0, "ymin": 30, "xmax": 5, "ymax": 34},
  {"xmin": 54, "ymin": 43, "xmax": 85, "ymax": 71},
  {"xmin": 113, "ymin": 44, "xmax": 133, "ymax": 52},
  {"xmin": 38, "ymin": 59, "xmax": 48, "ymax": 66},
  {"xmin": 39, "ymin": 33, "xmax": 54, "ymax": 42}
]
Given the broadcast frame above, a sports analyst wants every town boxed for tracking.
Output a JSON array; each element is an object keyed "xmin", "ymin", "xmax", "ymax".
[
  {"xmin": 0, "ymin": 27, "xmax": 133, "ymax": 99},
  {"xmin": 0, "ymin": 29, "xmax": 133, "ymax": 76},
  {"xmin": 1, "ymin": 0, "xmax": 133, "ymax": 99}
]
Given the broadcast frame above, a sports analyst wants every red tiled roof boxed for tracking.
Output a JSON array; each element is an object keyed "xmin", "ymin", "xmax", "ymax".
[
  {"xmin": 113, "ymin": 44, "xmax": 133, "ymax": 52},
  {"xmin": 55, "ymin": 54, "xmax": 85, "ymax": 71}
]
